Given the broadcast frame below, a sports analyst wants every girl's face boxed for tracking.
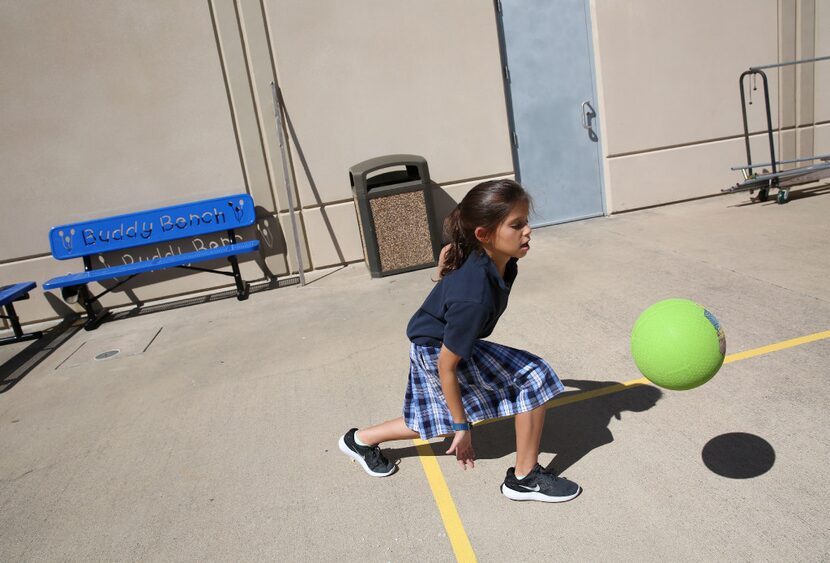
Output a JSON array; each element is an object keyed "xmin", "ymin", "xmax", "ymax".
[{"xmin": 479, "ymin": 202, "xmax": 532, "ymax": 261}]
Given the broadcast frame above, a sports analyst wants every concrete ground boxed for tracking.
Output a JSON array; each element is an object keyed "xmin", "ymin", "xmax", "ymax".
[{"xmin": 1, "ymin": 189, "xmax": 829, "ymax": 562}]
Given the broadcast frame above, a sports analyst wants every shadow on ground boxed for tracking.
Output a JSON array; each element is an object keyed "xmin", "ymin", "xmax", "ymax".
[
  {"xmin": 104, "ymin": 278, "xmax": 299, "ymax": 325},
  {"xmin": 727, "ymin": 182, "xmax": 830, "ymax": 207},
  {"xmin": 386, "ymin": 380, "xmax": 663, "ymax": 474},
  {"xmin": 701, "ymin": 432, "xmax": 775, "ymax": 479},
  {"xmin": 0, "ymin": 316, "xmax": 82, "ymax": 393}
]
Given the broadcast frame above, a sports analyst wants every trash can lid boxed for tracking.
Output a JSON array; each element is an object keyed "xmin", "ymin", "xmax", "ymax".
[{"xmin": 349, "ymin": 154, "xmax": 427, "ymax": 177}]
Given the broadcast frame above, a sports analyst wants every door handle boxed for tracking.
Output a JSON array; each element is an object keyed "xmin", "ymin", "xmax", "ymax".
[
  {"xmin": 581, "ymin": 101, "xmax": 595, "ymax": 129},
  {"xmin": 581, "ymin": 101, "xmax": 598, "ymax": 142}
]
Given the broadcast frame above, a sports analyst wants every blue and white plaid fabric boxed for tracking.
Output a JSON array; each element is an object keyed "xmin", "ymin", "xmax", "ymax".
[{"xmin": 403, "ymin": 341, "xmax": 565, "ymax": 440}]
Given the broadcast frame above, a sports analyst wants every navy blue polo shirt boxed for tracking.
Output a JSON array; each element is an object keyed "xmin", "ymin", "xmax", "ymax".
[{"xmin": 406, "ymin": 251, "xmax": 518, "ymax": 360}]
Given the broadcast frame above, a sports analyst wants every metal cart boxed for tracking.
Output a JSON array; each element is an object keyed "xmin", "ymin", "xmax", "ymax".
[{"xmin": 723, "ymin": 55, "xmax": 830, "ymax": 204}]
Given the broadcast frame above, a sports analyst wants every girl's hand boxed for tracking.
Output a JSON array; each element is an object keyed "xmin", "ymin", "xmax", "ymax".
[{"xmin": 446, "ymin": 430, "xmax": 476, "ymax": 470}]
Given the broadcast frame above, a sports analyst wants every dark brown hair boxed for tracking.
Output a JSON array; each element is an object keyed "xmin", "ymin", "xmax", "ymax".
[{"xmin": 438, "ymin": 179, "xmax": 530, "ymax": 278}]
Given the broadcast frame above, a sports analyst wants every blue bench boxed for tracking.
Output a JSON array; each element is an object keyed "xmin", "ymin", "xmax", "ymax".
[
  {"xmin": 43, "ymin": 194, "xmax": 260, "ymax": 330},
  {"xmin": 0, "ymin": 282, "xmax": 43, "ymax": 345}
]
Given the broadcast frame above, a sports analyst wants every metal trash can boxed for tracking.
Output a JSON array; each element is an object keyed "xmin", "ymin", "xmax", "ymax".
[{"xmin": 349, "ymin": 154, "xmax": 440, "ymax": 278}]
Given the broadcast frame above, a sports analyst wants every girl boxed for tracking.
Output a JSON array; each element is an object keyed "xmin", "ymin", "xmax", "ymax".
[{"xmin": 339, "ymin": 179, "xmax": 580, "ymax": 503}]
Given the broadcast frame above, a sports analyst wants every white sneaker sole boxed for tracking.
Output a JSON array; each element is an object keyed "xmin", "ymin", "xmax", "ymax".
[
  {"xmin": 501, "ymin": 483, "xmax": 581, "ymax": 503},
  {"xmin": 338, "ymin": 435, "xmax": 396, "ymax": 478}
]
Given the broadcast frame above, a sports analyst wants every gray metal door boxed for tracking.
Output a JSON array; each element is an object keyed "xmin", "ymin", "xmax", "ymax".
[{"xmin": 497, "ymin": 0, "xmax": 605, "ymax": 227}]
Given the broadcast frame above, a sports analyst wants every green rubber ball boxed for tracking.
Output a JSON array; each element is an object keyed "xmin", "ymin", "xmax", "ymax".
[{"xmin": 631, "ymin": 299, "xmax": 726, "ymax": 390}]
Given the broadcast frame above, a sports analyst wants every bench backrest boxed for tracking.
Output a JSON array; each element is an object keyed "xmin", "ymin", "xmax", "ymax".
[{"xmin": 49, "ymin": 194, "xmax": 256, "ymax": 260}]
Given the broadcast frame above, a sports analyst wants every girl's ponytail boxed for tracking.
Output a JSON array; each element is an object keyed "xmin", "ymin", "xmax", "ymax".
[{"xmin": 438, "ymin": 205, "xmax": 473, "ymax": 279}]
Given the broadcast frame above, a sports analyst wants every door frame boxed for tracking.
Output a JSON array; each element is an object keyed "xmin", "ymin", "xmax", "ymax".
[{"xmin": 493, "ymin": 0, "xmax": 608, "ymax": 227}]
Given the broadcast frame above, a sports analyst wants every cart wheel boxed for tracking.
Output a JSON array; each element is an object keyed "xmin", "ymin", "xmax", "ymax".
[
  {"xmin": 777, "ymin": 190, "xmax": 789, "ymax": 204},
  {"xmin": 758, "ymin": 188, "xmax": 769, "ymax": 202}
]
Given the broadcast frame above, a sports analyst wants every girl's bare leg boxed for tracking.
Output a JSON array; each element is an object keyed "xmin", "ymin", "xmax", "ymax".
[
  {"xmin": 358, "ymin": 416, "xmax": 419, "ymax": 446},
  {"xmin": 514, "ymin": 405, "xmax": 547, "ymax": 476}
]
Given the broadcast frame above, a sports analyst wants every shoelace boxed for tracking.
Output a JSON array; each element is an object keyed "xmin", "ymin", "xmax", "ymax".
[
  {"xmin": 365, "ymin": 445, "xmax": 385, "ymax": 466},
  {"xmin": 537, "ymin": 466, "xmax": 561, "ymax": 481}
]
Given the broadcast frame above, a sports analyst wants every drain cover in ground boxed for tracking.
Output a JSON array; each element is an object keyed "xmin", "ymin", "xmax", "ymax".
[{"xmin": 56, "ymin": 327, "xmax": 162, "ymax": 369}]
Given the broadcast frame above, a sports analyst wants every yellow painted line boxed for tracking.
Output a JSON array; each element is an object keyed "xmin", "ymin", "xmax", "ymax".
[
  {"xmin": 413, "ymin": 439, "xmax": 476, "ymax": 563},
  {"xmin": 475, "ymin": 377, "xmax": 651, "ymax": 428},
  {"xmin": 479, "ymin": 329, "xmax": 830, "ymax": 427},
  {"xmin": 723, "ymin": 330, "xmax": 830, "ymax": 364},
  {"xmin": 416, "ymin": 329, "xmax": 829, "ymax": 562}
]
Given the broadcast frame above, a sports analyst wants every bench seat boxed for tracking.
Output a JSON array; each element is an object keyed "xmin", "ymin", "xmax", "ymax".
[
  {"xmin": 0, "ymin": 282, "xmax": 37, "ymax": 305},
  {"xmin": 43, "ymin": 240, "xmax": 260, "ymax": 290},
  {"xmin": 0, "ymin": 281, "xmax": 42, "ymax": 345}
]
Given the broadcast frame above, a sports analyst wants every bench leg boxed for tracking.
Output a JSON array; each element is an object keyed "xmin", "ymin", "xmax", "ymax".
[
  {"xmin": 73, "ymin": 285, "xmax": 110, "ymax": 331},
  {"xmin": 0, "ymin": 301, "xmax": 43, "ymax": 346},
  {"xmin": 228, "ymin": 255, "xmax": 250, "ymax": 301}
]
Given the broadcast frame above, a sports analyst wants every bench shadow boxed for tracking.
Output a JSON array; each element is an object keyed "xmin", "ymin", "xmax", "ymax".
[
  {"xmin": 0, "ymin": 315, "xmax": 82, "ymax": 394},
  {"xmin": 385, "ymin": 379, "xmax": 662, "ymax": 475},
  {"xmin": 105, "ymin": 277, "xmax": 300, "ymax": 324}
]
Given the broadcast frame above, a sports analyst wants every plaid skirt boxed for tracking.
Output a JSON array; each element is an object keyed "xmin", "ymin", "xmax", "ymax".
[{"xmin": 403, "ymin": 340, "xmax": 565, "ymax": 440}]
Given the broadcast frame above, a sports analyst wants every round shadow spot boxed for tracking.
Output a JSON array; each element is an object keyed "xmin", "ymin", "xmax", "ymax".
[{"xmin": 701, "ymin": 432, "xmax": 775, "ymax": 479}]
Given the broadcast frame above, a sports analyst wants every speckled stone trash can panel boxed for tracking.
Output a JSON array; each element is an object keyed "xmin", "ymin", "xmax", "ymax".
[{"xmin": 369, "ymin": 191, "xmax": 433, "ymax": 272}]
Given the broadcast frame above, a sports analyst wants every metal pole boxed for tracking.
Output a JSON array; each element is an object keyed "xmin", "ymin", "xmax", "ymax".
[
  {"xmin": 758, "ymin": 70, "xmax": 776, "ymax": 174},
  {"xmin": 749, "ymin": 54, "xmax": 830, "ymax": 71},
  {"xmin": 739, "ymin": 70, "xmax": 753, "ymax": 176},
  {"xmin": 270, "ymin": 82, "xmax": 306, "ymax": 287},
  {"xmin": 730, "ymin": 153, "xmax": 830, "ymax": 171}
]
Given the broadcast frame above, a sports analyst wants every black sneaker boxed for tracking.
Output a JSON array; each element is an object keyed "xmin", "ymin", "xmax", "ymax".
[
  {"xmin": 501, "ymin": 464, "xmax": 581, "ymax": 503},
  {"xmin": 338, "ymin": 428, "xmax": 397, "ymax": 477}
]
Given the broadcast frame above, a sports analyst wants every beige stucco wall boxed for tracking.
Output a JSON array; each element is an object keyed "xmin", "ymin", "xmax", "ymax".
[
  {"xmin": 2, "ymin": 1, "xmax": 827, "ymax": 329},
  {"xmin": 592, "ymin": 0, "xmax": 829, "ymax": 212},
  {"xmin": 1, "ymin": 0, "xmax": 512, "ymax": 327},
  {"xmin": 0, "ymin": 1, "xmax": 247, "ymax": 253},
  {"xmin": 816, "ymin": 1, "xmax": 830, "ymax": 124},
  {"xmin": 0, "ymin": 1, "xmax": 275, "ymax": 325},
  {"xmin": 197, "ymin": 0, "xmax": 515, "ymax": 270},
  {"xmin": 262, "ymin": 0, "xmax": 513, "ymax": 268}
]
